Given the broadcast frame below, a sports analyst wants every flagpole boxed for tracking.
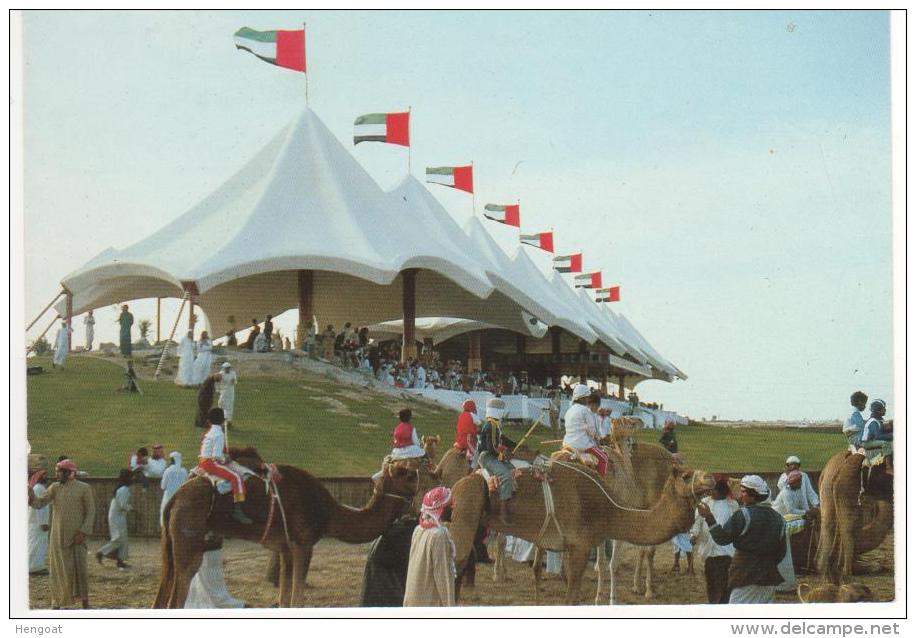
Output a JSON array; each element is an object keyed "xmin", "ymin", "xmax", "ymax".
[
  {"xmin": 303, "ymin": 22, "xmax": 309, "ymax": 106},
  {"xmin": 407, "ymin": 105, "xmax": 412, "ymax": 176},
  {"xmin": 471, "ymin": 160, "xmax": 475, "ymax": 215}
]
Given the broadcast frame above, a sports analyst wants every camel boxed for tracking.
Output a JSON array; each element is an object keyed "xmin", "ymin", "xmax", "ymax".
[
  {"xmin": 798, "ymin": 582, "xmax": 873, "ymax": 603},
  {"xmin": 816, "ymin": 450, "xmax": 894, "ymax": 584},
  {"xmin": 434, "ymin": 446, "xmax": 474, "ymax": 488},
  {"xmin": 447, "ymin": 455, "xmax": 714, "ymax": 605},
  {"xmin": 154, "ymin": 448, "xmax": 420, "ymax": 608}
]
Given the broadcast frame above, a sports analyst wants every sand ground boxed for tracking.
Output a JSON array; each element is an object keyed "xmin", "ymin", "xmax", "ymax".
[{"xmin": 28, "ymin": 534, "xmax": 894, "ymax": 610}]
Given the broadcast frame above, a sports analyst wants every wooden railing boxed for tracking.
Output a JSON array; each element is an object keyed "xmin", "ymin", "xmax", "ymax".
[{"xmin": 73, "ymin": 471, "xmax": 818, "ymax": 539}]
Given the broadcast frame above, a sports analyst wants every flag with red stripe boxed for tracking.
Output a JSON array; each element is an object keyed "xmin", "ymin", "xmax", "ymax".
[
  {"xmin": 595, "ymin": 286, "xmax": 621, "ymax": 302},
  {"xmin": 520, "ymin": 232, "xmax": 554, "ymax": 253},
  {"xmin": 574, "ymin": 272, "xmax": 603, "ymax": 289},
  {"xmin": 483, "ymin": 204, "xmax": 520, "ymax": 227},
  {"xmin": 426, "ymin": 165, "xmax": 474, "ymax": 193},
  {"xmin": 353, "ymin": 112, "xmax": 410, "ymax": 146},
  {"xmin": 234, "ymin": 27, "xmax": 306, "ymax": 72},
  {"xmin": 553, "ymin": 253, "xmax": 582, "ymax": 273}
]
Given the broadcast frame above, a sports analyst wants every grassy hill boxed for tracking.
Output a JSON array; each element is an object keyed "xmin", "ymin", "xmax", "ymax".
[{"xmin": 25, "ymin": 355, "xmax": 847, "ymax": 477}]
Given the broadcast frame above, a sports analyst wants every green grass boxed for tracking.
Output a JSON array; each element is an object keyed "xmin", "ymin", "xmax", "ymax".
[{"xmin": 26, "ymin": 355, "xmax": 847, "ymax": 477}]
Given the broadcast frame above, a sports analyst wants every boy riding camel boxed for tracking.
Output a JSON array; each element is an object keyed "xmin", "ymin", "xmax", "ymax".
[{"xmin": 197, "ymin": 407, "xmax": 252, "ymax": 525}]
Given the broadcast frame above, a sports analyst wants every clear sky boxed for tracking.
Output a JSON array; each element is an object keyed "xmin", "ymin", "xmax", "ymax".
[{"xmin": 19, "ymin": 10, "xmax": 895, "ymax": 421}]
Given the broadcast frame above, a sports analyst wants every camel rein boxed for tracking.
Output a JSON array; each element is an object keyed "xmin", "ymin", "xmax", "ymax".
[
  {"xmin": 259, "ymin": 475, "xmax": 292, "ymax": 546},
  {"xmin": 548, "ymin": 458, "xmax": 701, "ymax": 513}
]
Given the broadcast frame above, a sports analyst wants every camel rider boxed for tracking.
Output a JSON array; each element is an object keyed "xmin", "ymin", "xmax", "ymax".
[
  {"xmin": 842, "ymin": 390, "xmax": 868, "ymax": 447},
  {"xmin": 477, "ymin": 398, "xmax": 518, "ymax": 525},
  {"xmin": 563, "ymin": 384, "xmax": 608, "ymax": 476},
  {"xmin": 390, "ymin": 408, "xmax": 427, "ymax": 460},
  {"xmin": 197, "ymin": 407, "xmax": 252, "ymax": 525},
  {"xmin": 860, "ymin": 399, "xmax": 893, "ymax": 459},
  {"xmin": 455, "ymin": 399, "xmax": 480, "ymax": 461}
]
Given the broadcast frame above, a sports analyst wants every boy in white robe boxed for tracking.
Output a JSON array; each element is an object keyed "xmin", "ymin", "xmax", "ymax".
[
  {"xmin": 185, "ymin": 534, "xmax": 246, "ymax": 608},
  {"xmin": 28, "ymin": 474, "xmax": 50, "ymax": 574},
  {"xmin": 159, "ymin": 451, "xmax": 188, "ymax": 527}
]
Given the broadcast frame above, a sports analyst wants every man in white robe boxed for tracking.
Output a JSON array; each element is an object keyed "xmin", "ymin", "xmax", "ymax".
[
  {"xmin": 414, "ymin": 365, "xmax": 427, "ymax": 389},
  {"xmin": 175, "ymin": 330, "xmax": 196, "ymax": 386},
  {"xmin": 192, "ymin": 332, "xmax": 214, "ymax": 384},
  {"xmin": 83, "ymin": 311, "xmax": 95, "ymax": 351},
  {"xmin": 159, "ymin": 451, "xmax": 188, "ymax": 527},
  {"xmin": 52, "ymin": 321, "xmax": 71, "ymax": 368},
  {"xmin": 185, "ymin": 534, "xmax": 246, "ymax": 608},
  {"xmin": 217, "ymin": 362, "xmax": 238, "ymax": 426},
  {"xmin": 29, "ymin": 476, "xmax": 51, "ymax": 574}
]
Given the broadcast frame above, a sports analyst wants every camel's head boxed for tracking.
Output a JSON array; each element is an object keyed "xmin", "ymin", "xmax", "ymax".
[
  {"xmin": 422, "ymin": 435, "xmax": 441, "ymax": 461},
  {"xmin": 669, "ymin": 464, "xmax": 715, "ymax": 499},
  {"xmin": 381, "ymin": 462, "xmax": 421, "ymax": 501}
]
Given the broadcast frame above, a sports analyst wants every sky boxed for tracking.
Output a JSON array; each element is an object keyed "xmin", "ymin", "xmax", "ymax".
[{"xmin": 18, "ymin": 10, "xmax": 896, "ymax": 421}]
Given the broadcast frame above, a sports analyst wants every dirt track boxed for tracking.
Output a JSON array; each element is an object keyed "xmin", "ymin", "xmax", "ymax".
[{"xmin": 28, "ymin": 534, "xmax": 895, "ymax": 610}]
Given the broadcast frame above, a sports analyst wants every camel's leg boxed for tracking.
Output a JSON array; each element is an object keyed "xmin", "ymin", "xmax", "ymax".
[
  {"xmin": 278, "ymin": 548, "xmax": 294, "ymax": 607},
  {"xmin": 563, "ymin": 545, "xmax": 591, "ymax": 606},
  {"xmin": 290, "ymin": 544, "xmax": 314, "ymax": 607},
  {"xmin": 644, "ymin": 546, "xmax": 657, "ymax": 599},
  {"xmin": 594, "ymin": 543, "xmax": 607, "ymax": 605},
  {"xmin": 610, "ymin": 540, "xmax": 627, "ymax": 605},
  {"xmin": 168, "ymin": 550, "xmax": 204, "ymax": 609},
  {"xmin": 532, "ymin": 546, "xmax": 543, "ymax": 604},
  {"xmin": 492, "ymin": 533, "xmax": 508, "ymax": 582},
  {"xmin": 632, "ymin": 546, "xmax": 644, "ymax": 594}
]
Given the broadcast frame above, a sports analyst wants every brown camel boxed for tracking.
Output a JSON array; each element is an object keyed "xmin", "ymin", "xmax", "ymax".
[
  {"xmin": 816, "ymin": 450, "xmax": 893, "ymax": 584},
  {"xmin": 592, "ymin": 441, "xmax": 684, "ymax": 604},
  {"xmin": 434, "ymin": 446, "xmax": 474, "ymax": 488},
  {"xmin": 154, "ymin": 450, "xmax": 419, "ymax": 608},
  {"xmin": 448, "ymin": 456, "xmax": 714, "ymax": 605}
]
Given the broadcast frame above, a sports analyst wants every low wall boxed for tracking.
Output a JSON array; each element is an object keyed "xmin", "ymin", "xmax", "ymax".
[
  {"xmin": 77, "ymin": 469, "xmax": 819, "ymax": 539},
  {"xmin": 81, "ymin": 476, "xmax": 374, "ymax": 539}
]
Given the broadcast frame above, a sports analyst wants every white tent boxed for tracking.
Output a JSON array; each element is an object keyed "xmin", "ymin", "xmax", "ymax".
[{"xmin": 54, "ymin": 106, "xmax": 684, "ymax": 381}]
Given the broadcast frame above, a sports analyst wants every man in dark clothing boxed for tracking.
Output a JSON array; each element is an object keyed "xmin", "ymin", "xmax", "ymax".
[
  {"xmin": 659, "ymin": 420, "xmax": 678, "ymax": 454},
  {"xmin": 242, "ymin": 320, "xmax": 259, "ymax": 351},
  {"xmin": 118, "ymin": 305, "xmax": 134, "ymax": 357},
  {"xmin": 263, "ymin": 315, "xmax": 273, "ymax": 352},
  {"xmin": 359, "ymin": 514, "xmax": 418, "ymax": 607},
  {"xmin": 697, "ymin": 474, "xmax": 786, "ymax": 604},
  {"xmin": 195, "ymin": 374, "xmax": 218, "ymax": 428}
]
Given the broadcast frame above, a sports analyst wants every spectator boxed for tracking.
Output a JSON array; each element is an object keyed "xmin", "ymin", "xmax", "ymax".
[
  {"xmin": 690, "ymin": 475, "xmax": 739, "ymax": 604},
  {"xmin": 185, "ymin": 533, "xmax": 247, "ymax": 608},
  {"xmin": 263, "ymin": 315, "xmax": 273, "ymax": 351},
  {"xmin": 403, "ymin": 487, "xmax": 456, "ymax": 607},
  {"xmin": 159, "ymin": 451, "xmax": 188, "ymax": 527},
  {"xmin": 659, "ymin": 421, "xmax": 678, "ymax": 455},
  {"xmin": 697, "ymin": 475, "xmax": 786, "ymax": 604},
  {"xmin": 129, "ymin": 447, "xmax": 151, "ymax": 487},
  {"xmin": 145, "ymin": 444, "xmax": 168, "ymax": 479},
  {"xmin": 28, "ymin": 457, "xmax": 51, "ymax": 575},
  {"xmin": 242, "ymin": 319, "xmax": 260, "ymax": 351},
  {"xmin": 118, "ymin": 304, "xmax": 133, "ymax": 358},
  {"xmin": 96, "ymin": 469, "xmax": 133, "ymax": 569},
  {"xmin": 28, "ymin": 459, "xmax": 96, "ymax": 609},
  {"xmin": 322, "ymin": 324, "xmax": 336, "ymax": 359},
  {"xmin": 776, "ymin": 456, "xmax": 819, "ymax": 508},
  {"xmin": 360, "ymin": 513, "xmax": 418, "ymax": 607}
]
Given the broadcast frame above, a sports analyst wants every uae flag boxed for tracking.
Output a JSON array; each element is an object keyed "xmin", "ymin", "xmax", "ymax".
[
  {"xmin": 426, "ymin": 165, "xmax": 474, "ymax": 193},
  {"xmin": 519, "ymin": 232, "xmax": 554, "ymax": 253},
  {"xmin": 353, "ymin": 112, "xmax": 410, "ymax": 146},
  {"xmin": 595, "ymin": 286, "xmax": 621, "ymax": 302},
  {"xmin": 234, "ymin": 28, "xmax": 306, "ymax": 72},
  {"xmin": 553, "ymin": 253, "xmax": 583, "ymax": 273},
  {"xmin": 483, "ymin": 204, "xmax": 520, "ymax": 227},
  {"xmin": 574, "ymin": 272, "xmax": 603, "ymax": 289}
]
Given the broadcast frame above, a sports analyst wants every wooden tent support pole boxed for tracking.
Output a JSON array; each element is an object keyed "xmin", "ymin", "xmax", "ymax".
[
  {"xmin": 26, "ymin": 290, "xmax": 65, "ymax": 332},
  {"xmin": 25, "ymin": 314, "xmax": 61, "ymax": 355},
  {"xmin": 154, "ymin": 292, "xmax": 190, "ymax": 380}
]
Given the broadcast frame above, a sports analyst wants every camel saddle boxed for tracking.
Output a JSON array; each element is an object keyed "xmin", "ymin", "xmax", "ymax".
[{"xmin": 192, "ymin": 448, "xmax": 281, "ymax": 494}]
